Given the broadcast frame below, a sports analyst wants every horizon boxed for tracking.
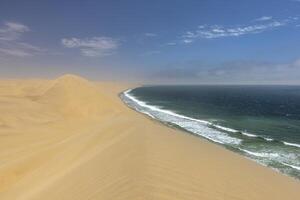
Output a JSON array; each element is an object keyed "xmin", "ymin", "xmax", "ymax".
[
  {"xmin": 1, "ymin": 1, "xmax": 300, "ymax": 197},
  {"xmin": 3, "ymin": 72, "xmax": 300, "ymax": 86},
  {"xmin": 1, "ymin": 0, "xmax": 300, "ymax": 84}
]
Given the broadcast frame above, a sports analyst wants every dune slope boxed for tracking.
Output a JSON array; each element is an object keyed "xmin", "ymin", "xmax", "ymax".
[
  {"xmin": 38, "ymin": 74, "xmax": 116, "ymax": 119},
  {"xmin": 0, "ymin": 75, "xmax": 299, "ymax": 200}
]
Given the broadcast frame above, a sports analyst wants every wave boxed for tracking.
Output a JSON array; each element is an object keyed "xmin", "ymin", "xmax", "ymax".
[
  {"xmin": 241, "ymin": 133, "xmax": 276, "ymax": 142},
  {"xmin": 205, "ymin": 124, "xmax": 276, "ymax": 143},
  {"xmin": 212, "ymin": 124, "xmax": 238, "ymax": 133},
  {"xmin": 124, "ymin": 90, "xmax": 211, "ymax": 125},
  {"xmin": 239, "ymin": 133, "xmax": 300, "ymax": 149},
  {"xmin": 264, "ymin": 137, "xmax": 274, "ymax": 142},
  {"xmin": 123, "ymin": 89, "xmax": 300, "ymax": 148},
  {"xmin": 238, "ymin": 148, "xmax": 279, "ymax": 158},
  {"xmin": 123, "ymin": 89, "xmax": 241, "ymax": 145},
  {"xmin": 239, "ymin": 148, "xmax": 300, "ymax": 172},
  {"xmin": 239, "ymin": 132, "xmax": 300, "ymax": 147},
  {"xmin": 241, "ymin": 132, "xmax": 258, "ymax": 138},
  {"xmin": 283, "ymin": 141, "xmax": 300, "ymax": 148},
  {"xmin": 281, "ymin": 162, "xmax": 300, "ymax": 171},
  {"xmin": 122, "ymin": 89, "xmax": 300, "ymax": 179}
]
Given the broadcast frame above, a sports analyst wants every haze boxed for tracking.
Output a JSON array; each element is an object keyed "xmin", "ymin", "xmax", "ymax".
[{"xmin": 1, "ymin": 0, "xmax": 300, "ymax": 84}]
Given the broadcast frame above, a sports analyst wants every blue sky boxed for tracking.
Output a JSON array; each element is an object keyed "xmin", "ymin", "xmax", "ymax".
[{"xmin": 1, "ymin": 0, "xmax": 300, "ymax": 83}]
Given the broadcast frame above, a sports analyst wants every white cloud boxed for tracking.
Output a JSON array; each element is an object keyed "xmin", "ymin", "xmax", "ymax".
[
  {"xmin": 61, "ymin": 37, "xmax": 119, "ymax": 57},
  {"xmin": 0, "ymin": 48, "xmax": 32, "ymax": 57},
  {"xmin": 160, "ymin": 42, "xmax": 177, "ymax": 47},
  {"xmin": 182, "ymin": 18, "xmax": 296, "ymax": 43},
  {"xmin": 142, "ymin": 50, "xmax": 160, "ymax": 56},
  {"xmin": 5, "ymin": 22, "xmax": 29, "ymax": 32},
  {"xmin": 0, "ymin": 42, "xmax": 44, "ymax": 57},
  {"xmin": 0, "ymin": 21, "xmax": 44, "ymax": 57},
  {"xmin": 0, "ymin": 21, "xmax": 29, "ymax": 41},
  {"xmin": 145, "ymin": 33, "xmax": 157, "ymax": 37},
  {"xmin": 183, "ymin": 39, "xmax": 193, "ymax": 44},
  {"xmin": 254, "ymin": 16, "xmax": 273, "ymax": 21},
  {"xmin": 166, "ymin": 42, "xmax": 176, "ymax": 45}
]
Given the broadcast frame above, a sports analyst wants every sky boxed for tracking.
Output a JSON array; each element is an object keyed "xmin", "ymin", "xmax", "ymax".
[{"xmin": 1, "ymin": 0, "xmax": 300, "ymax": 84}]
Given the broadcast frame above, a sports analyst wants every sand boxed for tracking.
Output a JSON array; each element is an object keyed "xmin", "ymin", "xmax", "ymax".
[{"xmin": 0, "ymin": 74, "xmax": 299, "ymax": 200}]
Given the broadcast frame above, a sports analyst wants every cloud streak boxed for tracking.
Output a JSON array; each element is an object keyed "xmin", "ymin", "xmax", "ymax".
[
  {"xmin": 62, "ymin": 37, "xmax": 119, "ymax": 57},
  {"xmin": 0, "ymin": 21, "xmax": 44, "ymax": 57},
  {"xmin": 254, "ymin": 16, "xmax": 273, "ymax": 21},
  {"xmin": 145, "ymin": 33, "xmax": 157, "ymax": 37},
  {"xmin": 0, "ymin": 21, "xmax": 29, "ymax": 41},
  {"xmin": 141, "ymin": 50, "xmax": 160, "ymax": 56},
  {"xmin": 182, "ymin": 17, "xmax": 297, "ymax": 43}
]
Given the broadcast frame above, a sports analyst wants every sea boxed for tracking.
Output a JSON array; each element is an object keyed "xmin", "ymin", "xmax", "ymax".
[{"xmin": 120, "ymin": 85, "xmax": 300, "ymax": 180}]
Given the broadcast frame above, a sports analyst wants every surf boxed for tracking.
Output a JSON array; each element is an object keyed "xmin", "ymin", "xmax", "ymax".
[{"xmin": 121, "ymin": 87, "xmax": 300, "ymax": 180}]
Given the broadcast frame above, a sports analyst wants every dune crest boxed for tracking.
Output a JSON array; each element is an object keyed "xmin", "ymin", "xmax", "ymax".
[
  {"xmin": 38, "ymin": 74, "xmax": 114, "ymax": 119},
  {"xmin": 0, "ymin": 76, "xmax": 299, "ymax": 200}
]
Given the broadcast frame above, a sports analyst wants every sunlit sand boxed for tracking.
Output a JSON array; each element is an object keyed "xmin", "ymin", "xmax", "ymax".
[{"xmin": 0, "ymin": 75, "xmax": 299, "ymax": 199}]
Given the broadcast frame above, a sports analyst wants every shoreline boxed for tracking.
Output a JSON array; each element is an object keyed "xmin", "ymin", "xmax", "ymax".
[
  {"xmin": 120, "ymin": 87, "xmax": 300, "ymax": 182},
  {"xmin": 0, "ymin": 76, "xmax": 299, "ymax": 199}
]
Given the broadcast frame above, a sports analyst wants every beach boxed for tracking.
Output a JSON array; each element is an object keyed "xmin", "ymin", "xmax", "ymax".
[
  {"xmin": 122, "ymin": 86, "xmax": 300, "ymax": 179},
  {"xmin": 0, "ymin": 74, "xmax": 299, "ymax": 200}
]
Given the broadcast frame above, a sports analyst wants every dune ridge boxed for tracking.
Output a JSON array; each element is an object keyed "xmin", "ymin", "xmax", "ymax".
[
  {"xmin": 0, "ymin": 74, "xmax": 299, "ymax": 200},
  {"xmin": 38, "ymin": 74, "xmax": 115, "ymax": 119}
]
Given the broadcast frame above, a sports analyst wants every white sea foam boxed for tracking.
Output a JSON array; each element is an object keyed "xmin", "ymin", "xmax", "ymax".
[
  {"xmin": 138, "ymin": 109, "xmax": 156, "ymax": 119},
  {"xmin": 241, "ymin": 132, "xmax": 258, "ymax": 138},
  {"xmin": 125, "ymin": 90, "xmax": 269, "ymax": 141},
  {"xmin": 124, "ymin": 89, "xmax": 300, "ymax": 150},
  {"xmin": 238, "ymin": 131, "xmax": 275, "ymax": 141},
  {"xmin": 124, "ymin": 90, "xmax": 211, "ymax": 124},
  {"xmin": 123, "ymin": 89, "xmax": 241, "ymax": 145},
  {"xmin": 281, "ymin": 162, "xmax": 300, "ymax": 171},
  {"xmin": 264, "ymin": 137, "xmax": 274, "ymax": 141},
  {"xmin": 283, "ymin": 141, "xmax": 300, "ymax": 148},
  {"xmin": 122, "ymin": 89, "xmax": 300, "ymax": 179},
  {"xmin": 238, "ymin": 148, "xmax": 279, "ymax": 158},
  {"xmin": 212, "ymin": 124, "xmax": 238, "ymax": 133},
  {"xmin": 175, "ymin": 120, "xmax": 241, "ymax": 145},
  {"xmin": 239, "ymin": 148, "xmax": 300, "ymax": 173}
]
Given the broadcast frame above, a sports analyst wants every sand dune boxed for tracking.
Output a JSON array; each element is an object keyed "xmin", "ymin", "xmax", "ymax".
[
  {"xmin": 38, "ymin": 74, "xmax": 116, "ymax": 119},
  {"xmin": 0, "ymin": 75, "xmax": 299, "ymax": 200}
]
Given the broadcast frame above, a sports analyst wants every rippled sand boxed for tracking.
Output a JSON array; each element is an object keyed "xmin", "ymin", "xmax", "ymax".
[{"xmin": 0, "ymin": 74, "xmax": 299, "ymax": 199}]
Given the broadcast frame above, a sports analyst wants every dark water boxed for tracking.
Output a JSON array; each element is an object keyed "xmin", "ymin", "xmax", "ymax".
[{"xmin": 121, "ymin": 85, "xmax": 300, "ymax": 179}]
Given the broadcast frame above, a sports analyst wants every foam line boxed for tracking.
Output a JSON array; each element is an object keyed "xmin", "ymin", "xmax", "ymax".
[
  {"xmin": 123, "ymin": 89, "xmax": 241, "ymax": 145},
  {"xmin": 283, "ymin": 141, "xmax": 300, "ymax": 148}
]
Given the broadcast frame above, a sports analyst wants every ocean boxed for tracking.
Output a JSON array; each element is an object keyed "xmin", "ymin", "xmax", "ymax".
[{"xmin": 120, "ymin": 85, "xmax": 300, "ymax": 180}]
